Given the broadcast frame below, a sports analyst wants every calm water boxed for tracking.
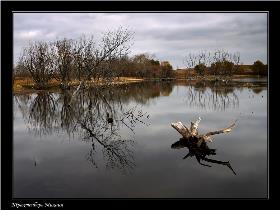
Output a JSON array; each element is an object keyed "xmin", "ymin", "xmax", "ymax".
[{"xmin": 13, "ymin": 80, "xmax": 267, "ymax": 198}]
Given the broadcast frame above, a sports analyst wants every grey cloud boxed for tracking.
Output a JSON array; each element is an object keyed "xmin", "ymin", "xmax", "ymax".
[{"xmin": 13, "ymin": 13, "xmax": 267, "ymax": 68}]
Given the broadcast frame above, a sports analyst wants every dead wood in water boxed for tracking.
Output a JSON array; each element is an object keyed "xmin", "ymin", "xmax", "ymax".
[
  {"xmin": 171, "ymin": 118, "xmax": 236, "ymax": 143},
  {"xmin": 171, "ymin": 118, "xmax": 237, "ymax": 175}
]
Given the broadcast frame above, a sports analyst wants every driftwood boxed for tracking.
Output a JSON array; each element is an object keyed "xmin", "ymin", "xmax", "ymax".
[
  {"xmin": 171, "ymin": 118, "xmax": 237, "ymax": 175},
  {"xmin": 171, "ymin": 117, "xmax": 236, "ymax": 143}
]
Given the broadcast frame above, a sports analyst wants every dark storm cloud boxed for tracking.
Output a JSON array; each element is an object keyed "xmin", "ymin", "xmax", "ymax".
[{"xmin": 13, "ymin": 13, "xmax": 267, "ymax": 68}]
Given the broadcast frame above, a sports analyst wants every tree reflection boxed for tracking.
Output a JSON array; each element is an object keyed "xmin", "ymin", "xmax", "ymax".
[
  {"xmin": 14, "ymin": 85, "xmax": 150, "ymax": 173},
  {"xmin": 183, "ymin": 80, "xmax": 267, "ymax": 111},
  {"xmin": 171, "ymin": 137, "xmax": 236, "ymax": 175},
  {"xmin": 57, "ymin": 89, "xmax": 77, "ymax": 134},
  {"xmin": 14, "ymin": 80, "xmax": 263, "ymax": 172},
  {"xmin": 186, "ymin": 81, "xmax": 239, "ymax": 111},
  {"xmin": 75, "ymin": 90, "xmax": 149, "ymax": 173},
  {"xmin": 80, "ymin": 120, "xmax": 135, "ymax": 173},
  {"xmin": 14, "ymin": 94, "xmax": 32, "ymax": 122},
  {"xmin": 251, "ymin": 86, "xmax": 266, "ymax": 94},
  {"xmin": 28, "ymin": 92, "xmax": 58, "ymax": 135},
  {"xmin": 90, "ymin": 81, "xmax": 175, "ymax": 105}
]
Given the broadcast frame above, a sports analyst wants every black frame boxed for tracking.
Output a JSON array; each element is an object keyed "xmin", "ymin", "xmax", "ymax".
[{"xmin": 1, "ymin": 1, "xmax": 276, "ymax": 208}]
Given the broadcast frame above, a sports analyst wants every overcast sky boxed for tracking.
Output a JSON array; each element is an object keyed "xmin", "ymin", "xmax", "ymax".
[{"xmin": 13, "ymin": 13, "xmax": 267, "ymax": 68}]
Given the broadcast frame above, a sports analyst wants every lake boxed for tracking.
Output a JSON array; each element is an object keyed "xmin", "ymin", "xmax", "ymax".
[{"xmin": 13, "ymin": 79, "xmax": 268, "ymax": 198}]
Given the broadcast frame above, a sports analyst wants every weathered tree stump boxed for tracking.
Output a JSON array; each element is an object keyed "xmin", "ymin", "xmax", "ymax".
[
  {"xmin": 171, "ymin": 117, "xmax": 237, "ymax": 175},
  {"xmin": 171, "ymin": 117, "xmax": 236, "ymax": 144}
]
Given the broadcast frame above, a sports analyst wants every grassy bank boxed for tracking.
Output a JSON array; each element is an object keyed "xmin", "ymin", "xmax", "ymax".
[
  {"xmin": 13, "ymin": 77, "xmax": 144, "ymax": 94},
  {"xmin": 13, "ymin": 74, "xmax": 267, "ymax": 94}
]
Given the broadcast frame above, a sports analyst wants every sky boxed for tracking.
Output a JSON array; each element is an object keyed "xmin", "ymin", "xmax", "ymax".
[{"xmin": 13, "ymin": 13, "xmax": 267, "ymax": 68}]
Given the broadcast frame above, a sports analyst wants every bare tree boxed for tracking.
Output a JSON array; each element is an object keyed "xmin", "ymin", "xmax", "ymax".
[
  {"xmin": 51, "ymin": 38, "xmax": 74, "ymax": 88},
  {"xmin": 17, "ymin": 27, "xmax": 134, "ymax": 90},
  {"xmin": 72, "ymin": 36, "xmax": 88, "ymax": 81},
  {"xmin": 184, "ymin": 50, "xmax": 241, "ymax": 77},
  {"xmin": 185, "ymin": 51, "xmax": 212, "ymax": 69},
  {"xmin": 85, "ymin": 27, "xmax": 134, "ymax": 82},
  {"xmin": 211, "ymin": 49, "xmax": 240, "ymax": 76},
  {"xmin": 20, "ymin": 41, "xmax": 54, "ymax": 89}
]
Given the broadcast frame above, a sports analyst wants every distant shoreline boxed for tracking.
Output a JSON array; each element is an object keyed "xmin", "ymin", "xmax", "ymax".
[{"xmin": 13, "ymin": 75, "xmax": 267, "ymax": 95}]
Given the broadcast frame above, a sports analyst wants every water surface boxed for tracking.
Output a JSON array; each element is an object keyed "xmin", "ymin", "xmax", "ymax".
[{"xmin": 13, "ymin": 80, "xmax": 267, "ymax": 198}]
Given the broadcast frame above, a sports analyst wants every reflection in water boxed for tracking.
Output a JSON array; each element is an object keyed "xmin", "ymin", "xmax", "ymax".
[
  {"xmin": 171, "ymin": 137, "xmax": 236, "ymax": 175},
  {"xmin": 58, "ymin": 89, "xmax": 77, "ymax": 134},
  {"xmin": 183, "ymin": 80, "xmax": 266, "ymax": 111},
  {"xmin": 75, "ymin": 93, "xmax": 148, "ymax": 173},
  {"xmin": 14, "ymin": 85, "xmax": 151, "ymax": 173},
  {"xmin": 80, "ymin": 122, "xmax": 135, "ymax": 173},
  {"xmin": 29, "ymin": 92, "xmax": 58, "ymax": 135},
  {"xmin": 14, "ymin": 82, "xmax": 175, "ymax": 136},
  {"xmin": 13, "ymin": 80, "xmax": 267, "ymax": 197},
  {"xmin": 14, "ymin": 81, "xmax": 265, "ymax": 173},
  {"xmin": 186, "ymin": 81, "xmax": 239, "ymax": 111},
  {"xmin": 14, "ymin": 94, "xmax": 31, "ymax": 122}
]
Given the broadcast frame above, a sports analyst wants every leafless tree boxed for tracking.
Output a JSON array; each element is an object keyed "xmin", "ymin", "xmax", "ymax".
[
  {"xmin": 184, "ymin": 50, "xmax": 241, "ymax": 77},
  {"xmin": 82, "ymin": 27, "xmax": 134, "ymax": 83},
  {"xmin": 72, "ymin": 36, "xmax": 88, "ymax": 81},
  {"xmin": 20, "ymin": 41, "xmax": 54, "ymax": 89},
  {"xmin": 51, "ymin": 38, "xmax": 74, "ymax": 88},
  {"xmin": 211, "ymin": 49, "xmax": 240, "ymax": 76},
  {"xmin": 185, "ymin": 51, "xmax": 212, "ymax": 69},
  {"xmin": 17, "ymin": 27, "xmax": 134, "ymax": 90}
]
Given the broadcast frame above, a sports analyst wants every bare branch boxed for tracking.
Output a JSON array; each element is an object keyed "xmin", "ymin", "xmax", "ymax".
[{"xmin": 203, "ymin": 120, "xmax": 237, "ymax": 138}]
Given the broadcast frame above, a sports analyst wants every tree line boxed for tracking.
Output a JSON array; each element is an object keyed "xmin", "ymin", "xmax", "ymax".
[
  {"xmin": 14, "ymin": 27, "xmax": 174, "ymax": 89},
  {"xmin": 184, "ymin": 50, "xmax": 267, "ymax": 77},
  {"xmin": 14, "ymin": 27, "xmax": 267, "ymax": 90}
]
